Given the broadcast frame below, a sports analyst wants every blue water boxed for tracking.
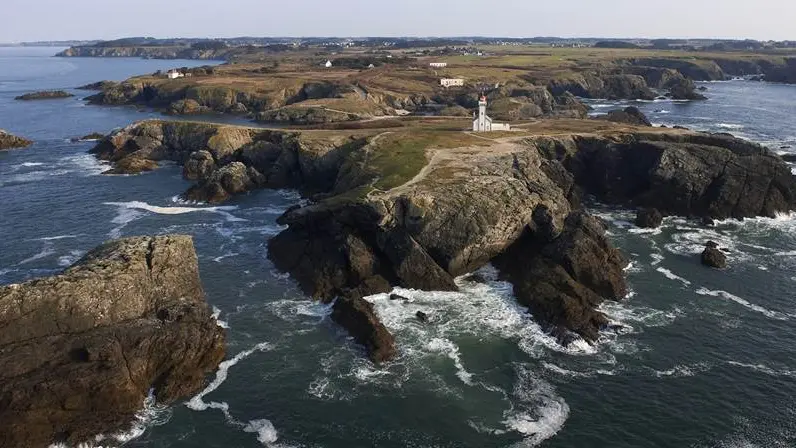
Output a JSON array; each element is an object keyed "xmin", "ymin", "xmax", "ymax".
[{"xmin": 1, "ymin": 49, "xmax": 795, "ymax": 448}]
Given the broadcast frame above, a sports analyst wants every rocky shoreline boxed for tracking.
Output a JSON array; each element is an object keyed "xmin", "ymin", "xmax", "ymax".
[
  {"xmin": 0, "ymin": 235, "xmax": 225, "ymax": 447},
  {"xmin": 88, "ymin": 119, "xmax": 796, "ymax": 361}
]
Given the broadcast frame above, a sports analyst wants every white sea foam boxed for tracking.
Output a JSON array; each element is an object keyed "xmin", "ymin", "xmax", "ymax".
[
  {"xmin": 695, "ymin": 288, "xmax": 788, "ymax": 320},
  {"xmin": 57, "ymin": 250, "xmax": 85, "ymax": 267},
  {"xmin": 426, "ymin": 337, "xmax": 475, "ymax": 385},
  {"xmin": 104, "ymin": 201, "xmax": 238, "ymax": 216},
  {"xmin": 186, "ymin": 342, "xmax": 272, "ymax": 412},
  {"xmin": 48, "ymin": 390, "xmax": 172, "ymax": 448},
  {"xmin": 727, "ymin": 361, "xmax": 796, "ymax": 378},
  {"xmin": 211, "ymin": 306, "xmax": 230, "ymax": 329},
  {"xmin": 650, "ymin": 253, "xmax": 665, "ymax": 266},
  {"xmin": 652, "ymin": 362, "xmax": 710, "ymax": 378},
  {"xmin": 503, "ymin": 365, "xmax": 569, "ymax": 447},
  {"xmin": 19, "ymin": 240, "xmax": 56, "ymax": 265},
  {"xmin": 186, "ymin": 342, "xmax": 281, "ymax": 445},
  {"xmin": 243, "ymin": 419, "xmax": 279, "ymax": 445},
  {"xmin": 717, "ymin": 123, "xmax": 745, "ymax": 130},
  {"xmin": 656, "ymin": 267, "xmax": 692, "ymax": 286}
]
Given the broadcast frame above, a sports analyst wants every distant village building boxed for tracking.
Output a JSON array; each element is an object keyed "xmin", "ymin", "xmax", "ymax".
[
  {"xmin": 166, "ymin": 69, "xmax": 184, "ymax": 80},
  {"xmin": 440, "ymin": 78, "xmax": 464, "ymax": 88},
  {"xmin": 324, "ymin": 60, "xmax": 333, "ymax": 68},
  {"xmin": 473, "ymin": 96, "xmax": 510, "ymax": 132},
  {"xmin": 429, "ymin": 62, "xmax": 448, "ymax": 68},
  {"xmin": 368, "ymin": 63, "xmax": 376, "ymax": 69}
]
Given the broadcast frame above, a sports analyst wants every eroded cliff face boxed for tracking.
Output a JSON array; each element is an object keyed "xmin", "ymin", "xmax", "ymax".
[
  {"xmin": 0, "ymin": 235, "xmax": 225, "ymax": 447},
  {"xmin": 89, "ymin": 121, "xmax": 796, "ymax": 362},
  {"xmin": 91, "ymin": 120, "xmax": 367, "ymax": 202}
]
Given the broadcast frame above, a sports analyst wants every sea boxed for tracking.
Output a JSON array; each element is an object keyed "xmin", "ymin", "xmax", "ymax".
[{"xmin": 1, "ymin": 47, "xmax": 795, "ymax": 448}]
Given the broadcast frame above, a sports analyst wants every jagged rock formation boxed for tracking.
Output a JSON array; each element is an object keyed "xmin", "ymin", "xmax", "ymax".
[
  {"xmin": 635, "ymin": 208, "xmax": 664, "ymax": 228},
  {"xmin": 0, "ymin": 129, "xmax": 33, "ymax": 150},
  {"xmin": 331, "ymin": 297, "xmax": 396, "ymax": 363},
  {"xmin": 548, "ymin": 73, "xmax": 656, "ymax": 100},
  {"xmin": 701, "ymin": 241, "xmax": 728, "ymax": 268},
  {"xmin": 0, "ymin": 235, "xmax": 225, "ymax": 447},
  {"xmin": 90, "ymin": 120, "xmax": 368, "ymax": 201},
  {"xmin": 91, "ymin": 120, "xmax": 796, "ymax": 360},
  {"xmin": 14, "ymin": 90, "xmax": 74, "ymax": 100},
  {"xmin": 531, "ymin": 131, "xmax": 796, "ymax": 219},
  {"xmin": 494, "ymin": 211, "xmax": 628, "ymax": 342},
  {"xmin": 598, "ymin": 107, "xmax": 652, "ymax": 126},
  {"xmin": 77, "ymin": 80, "xmax": 119, "ymax": 90}
]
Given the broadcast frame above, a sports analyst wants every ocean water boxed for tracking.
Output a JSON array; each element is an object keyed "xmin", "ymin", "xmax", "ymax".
[{"xmin": 2, "ymin": 49, "xmax": 796, "ymax": 448}]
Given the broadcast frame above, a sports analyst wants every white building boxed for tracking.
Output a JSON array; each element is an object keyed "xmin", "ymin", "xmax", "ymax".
[
  {"xmin": 167, "ymin": 69, "xmax": 184, "ymax": 80},
  {"xmin": 324, "ymin": 60, "xmax": 333, "ymax": 68},
  {"xmin": 429, "ymin": 62, "xmax": 448, "ymax": 68},
  {"xmin": 473, "ymin": 96, "xmax": 510, "ymax": 132},
  {"xmin": 440, "ymin": 78, "xmax": 464, "ymax": 88}
]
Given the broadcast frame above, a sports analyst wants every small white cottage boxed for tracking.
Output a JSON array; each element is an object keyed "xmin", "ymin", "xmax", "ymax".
[{"xmin": 324, "ymin": 60, "xmax": 333, "ymax": 68}]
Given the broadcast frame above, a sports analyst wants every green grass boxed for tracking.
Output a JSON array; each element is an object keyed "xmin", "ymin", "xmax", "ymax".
[{"xmin": 367, "ymin": 130, "xmax": 488, "ymax": 191}]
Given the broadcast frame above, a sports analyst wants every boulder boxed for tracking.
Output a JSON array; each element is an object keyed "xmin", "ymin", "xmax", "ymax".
[
  {"xmin": 168, "ymin": 99, "xmax": 208, "ymax": 115},
  {"xmin": 599, "ymin": 106, "xmax": 652, "ymax": 126},
  {"xmin": 182, "ymin": 161, "xmax": 263, "ymax": 203},
  {"xmin": 635, "ymin": 208, "xmax": 664, "ymax": 228},
  {"xmin": 666, "ymin": 77, "xmax": 707, "ymax": 100},
  {"xmin": 0, "ymin": 129, "xmax": 33, "ymax": 150},
  {"xmin": 72, "ymin": 132, "xmax": 105, "ymax": 142},
  {"xmin": 701, "ymin": 241, "xmax": 728, "ymax": 268},
  {"xmin": 331, "ymin": 297, "xmax": 396, "ymax": 363},
  {"xmin": 183, "ymin": 150, "xmax": 217, "ymax": 180},
  {"xmin": 0, "ymin": 235, "xmax": 225, "ymax": 447},
  {"xmin": 14, "ymin": 90, "xmax": 74, "ymax": 100},
  {"xmin": 416, "ymin": 311, "xmax": 429, "ymax": 323},
  {"xmin": 103, "ymin": 156, "xmax": 159, "ymax": 175}
]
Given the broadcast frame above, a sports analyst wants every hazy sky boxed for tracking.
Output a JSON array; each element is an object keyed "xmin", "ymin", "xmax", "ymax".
[{"xmin": 4, "ymin": 0, "xmax": 795, "ymax": 42}]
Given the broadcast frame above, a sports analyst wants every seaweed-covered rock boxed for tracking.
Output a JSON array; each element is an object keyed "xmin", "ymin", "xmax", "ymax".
[
  {"xmin": 701, "ymin": 241, "xmax": 728, "ymax": 268},
  {"xmin": 635, "ymin": 207, "xmax": 664, "ymax": 228}
]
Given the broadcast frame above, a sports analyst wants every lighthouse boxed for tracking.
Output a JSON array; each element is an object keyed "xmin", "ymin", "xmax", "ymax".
[{"xmin": 472, "ymin": 95, "xmax": 510, "ymax": 132}]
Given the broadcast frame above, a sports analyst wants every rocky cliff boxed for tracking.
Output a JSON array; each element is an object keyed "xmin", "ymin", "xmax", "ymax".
[
  {"xmin": 90, "ymin": 120, "xmax": 796, "ymax": 362},
  {"xmin": 91, "ymin": 120, "xmax": 368, "ymax": 202},
  {"xmin": 0, "ymin": 235, "xmax": 225, "ymax": 447},
  {"xmin": 0, "ymin": 129, "xmax": 33, "ymax": 150}
]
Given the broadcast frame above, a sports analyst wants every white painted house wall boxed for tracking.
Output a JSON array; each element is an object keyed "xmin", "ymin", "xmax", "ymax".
[
  {"xmin": 440, "ymin": 78, "xmax": 464, "ymax": 87},
  {"xmin": 429, "ymin": 62, "xmax": 448, "ymax": 68}
]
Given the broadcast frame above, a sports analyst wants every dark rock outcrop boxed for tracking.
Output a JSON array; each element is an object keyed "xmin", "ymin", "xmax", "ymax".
[
  {"xmin": 14, "ymin": 90, "xmax": 74, "ymax": 100},
  {"xmin": 102, "ymin": 156, "xmax": 159, "ymax": 175},
  {"xmin": 73, "ymin": 132, "xmax": 105, "ymax": 141},
  {"xmin": 598, "ymin": 107, "xmax": 652, "ymax": 127},
  {"xmin": 0, "ymin": 129, "xmax": 33, "ymax": 150},
  {"xmin": 781, "ymin": 153, "xmax": 796, "ymax": 163},
  {"xmin": 331, "ymin": 297, "xmax": 397, "ymax": 363},
  {"xmin": 494, "ymin": 211, "xmax": 628, "ymax": 344},
  {"xmin": 90, "ymin": 120, "xmax": 367, "ymax": 201},
  {"xmin": 531, "ymin": 132, "xmax": 796, "ymax": 220},
  {"xmin": 0, "ymin": 235, "xmax": 225, "ymax": 447},
  {"xmin": 77, "ymin": 80, "xmax": 119, "ymax": 90},
  {"xmin": 548, "ymin": 73, "xmax": 656, "ymax": 100},
  {"xmin": 701, "ymin": 241, "xmax": 728, "ymax": 268},
  {"xmin": 635, "ymin": 207, "xmax": 664, "ymax": 228}
]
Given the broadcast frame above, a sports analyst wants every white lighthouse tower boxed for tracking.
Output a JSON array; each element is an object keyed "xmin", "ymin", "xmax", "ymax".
[{"xmin": 472, "ymin": 95, "xmax": 510, "ymax": 132}]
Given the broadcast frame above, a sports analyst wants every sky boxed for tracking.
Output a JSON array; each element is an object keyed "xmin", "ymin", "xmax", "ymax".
[{"xmin": 3, "ymin": 0, "xmax": 795, "ymax": 42}]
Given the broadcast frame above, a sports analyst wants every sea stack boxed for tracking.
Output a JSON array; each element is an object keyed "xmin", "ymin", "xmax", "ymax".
[{"xmin": 0, "ymin": 235, "xmax": 225, "ymax": 447}]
